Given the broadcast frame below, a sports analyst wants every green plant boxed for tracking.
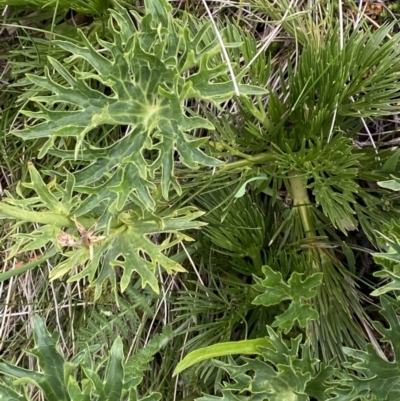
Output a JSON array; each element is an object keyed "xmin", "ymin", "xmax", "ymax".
[
  {"xmin": 196, "ymin": 18, "xmax": 400, "ymax": 360},
  {"xmin": 4, "ymin": 0, "xmax": 400, "ymax": 399},
  {"xmin": 360, "ymin": 178, "xmax": 400, "ymax": 299},
  {"xmin": 75, "ymin": 285, "xmax": 157, "ymax": 350},
  {"xmin": 0, "ymin": 0, "xmax": 110, "ymax": 15},
  {"xmin": 370, "ymin": 221, "xmax": 400, "ymax": 299},
  {"xmin": 175, "ymin": 295, "xmax": 400, "ymax": 401},
  {"xmin": 0, "ymin": 315, "xmax": 162, "ymax": 401},
  {"xmin": 0, "ymin": 0, "xmax": 264, "ymax": 299}
]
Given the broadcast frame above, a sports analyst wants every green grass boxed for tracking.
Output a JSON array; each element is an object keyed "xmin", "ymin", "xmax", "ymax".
[{"xmin": 1, "ymin": 1, "xmax": 400, "ymax": 399}]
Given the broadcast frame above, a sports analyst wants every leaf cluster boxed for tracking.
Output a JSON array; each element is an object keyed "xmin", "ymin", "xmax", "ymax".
[
  {"xmin": 0, "ymin": 0, "xmax": 109, "ymax": 15},
  {"xmin": 3, "ymin": 0, "xmax": 400, "ymax": 400},
  {"xmin": 0, "ymin": 316, "xmax": 162, "ymax": 401}
]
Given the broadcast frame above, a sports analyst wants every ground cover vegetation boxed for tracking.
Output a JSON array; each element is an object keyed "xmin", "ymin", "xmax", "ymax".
[{"xmin": 1, "ymin": 0, "xmax": 400, "ymax": 399}]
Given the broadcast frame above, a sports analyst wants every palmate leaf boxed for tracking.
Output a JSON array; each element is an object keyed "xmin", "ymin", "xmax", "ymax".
[
  {"xmin": 194, "ymin": 298, "xmax": 400, "ymax": 400},
  {"xmin": 1, "ymin": 161, "xmax": 205, "ymax": 297},
  {"xmin": 50, "ymin": 207, "xmax": 205, "ymax": 298},
  {"xmin": 330, "ymin": 297, "xmax": 400, "ymax": 401},
  {"xmin": 252, "ymin": 265, "xmax": 323, "ymax": 333},
  {"xmin": 1, "ymin": 0, "xmax": 268, "ymax": 303},
  {"xmin": 196, "ymin": 327, "xmax": 336, "ymax": 401},
  {"xmin": 14, "ymin": 0, "xmax": 265, "ymax": 208}
]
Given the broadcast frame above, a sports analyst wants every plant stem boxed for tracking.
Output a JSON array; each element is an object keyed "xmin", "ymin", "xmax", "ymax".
[
  {"xmin": 287, "ymin": 170, "xmax": 315, "ymax": 238},
  {"xmin": 219, "ymin": 152, "xmax": 275, "ymax": 171},
  {"xmin": 288, "ymin": 171, "xmax": 321, "ymax": 341},
  {"xmin": 0, "ymin": 247, "xmax": 57, "ymax": 282},
  {"xmin": 0, "ymin": 201, "xmax": 94, "ymax": 228}
]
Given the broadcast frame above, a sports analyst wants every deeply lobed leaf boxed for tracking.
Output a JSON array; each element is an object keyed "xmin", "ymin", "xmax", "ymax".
[
  {"xmin": 14, "ymin": 0, "xmax": 265, "ymax": 208},
  {"xmin": 0, "ymin": 317, "xmax": 162, "ymax": 401},
  {"xmin": 253, "ymin": 265, "xmax": 323, "ymax": 333}
]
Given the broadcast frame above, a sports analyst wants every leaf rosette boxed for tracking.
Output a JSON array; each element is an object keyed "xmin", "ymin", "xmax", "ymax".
[
  {"xmin": 1, "ymin": 0, "xmax": 265, "ymax": 297},
  {"xmin": 15, "ymin": 0, "xmax": 264, "ymax": 212}
]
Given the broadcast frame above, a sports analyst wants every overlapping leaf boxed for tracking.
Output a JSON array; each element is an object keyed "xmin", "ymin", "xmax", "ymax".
[
  {"xmin": 178, "ymin": 298, "xmax": 400, "ymax": 400},
  {"xmin": 51, "ymin": 207, "xmax": 205, "ymax": 298},
  {"xmin": 14, "ymin": 0, "xmax": 265, "ymax": 210},
  {"xmin": 1, "ymin": 163, "xmax": 205, "ymax": 297},
  {"xmin": 4, "ymin": 0, "xmax": 260, "ymax": 297},
  {"xmin": 0, "ymin": 316, "xmax": 161, "ymax": 401},
  {"xmin": 330, "ymin": 297, "xmax": 400, "ymax": 400},
  {"xmin": 196, "ymin": 327, "xmax": 336, "ymax": 401},
  {"xmin": 0, "ymin": 316, "xmax": 68, "ymax": 401}
]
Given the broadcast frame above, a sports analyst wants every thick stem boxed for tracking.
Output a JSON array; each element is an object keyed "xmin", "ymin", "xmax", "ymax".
[
  {"xmin": 287, "ymin": 170, "xmax": 315, "ymax": 238},
  {"xmin": 0, "ymin": 201, "xmax": 94, "ymax": 228},
  {"xmin": 288, "ymin": 171, "xmax": 319, "ymax": 340}
]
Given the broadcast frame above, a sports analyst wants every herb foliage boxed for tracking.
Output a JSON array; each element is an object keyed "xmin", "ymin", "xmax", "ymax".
[{"xmin": 1, "ymin": 0, "xmax": 400, "ymax": 399}]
